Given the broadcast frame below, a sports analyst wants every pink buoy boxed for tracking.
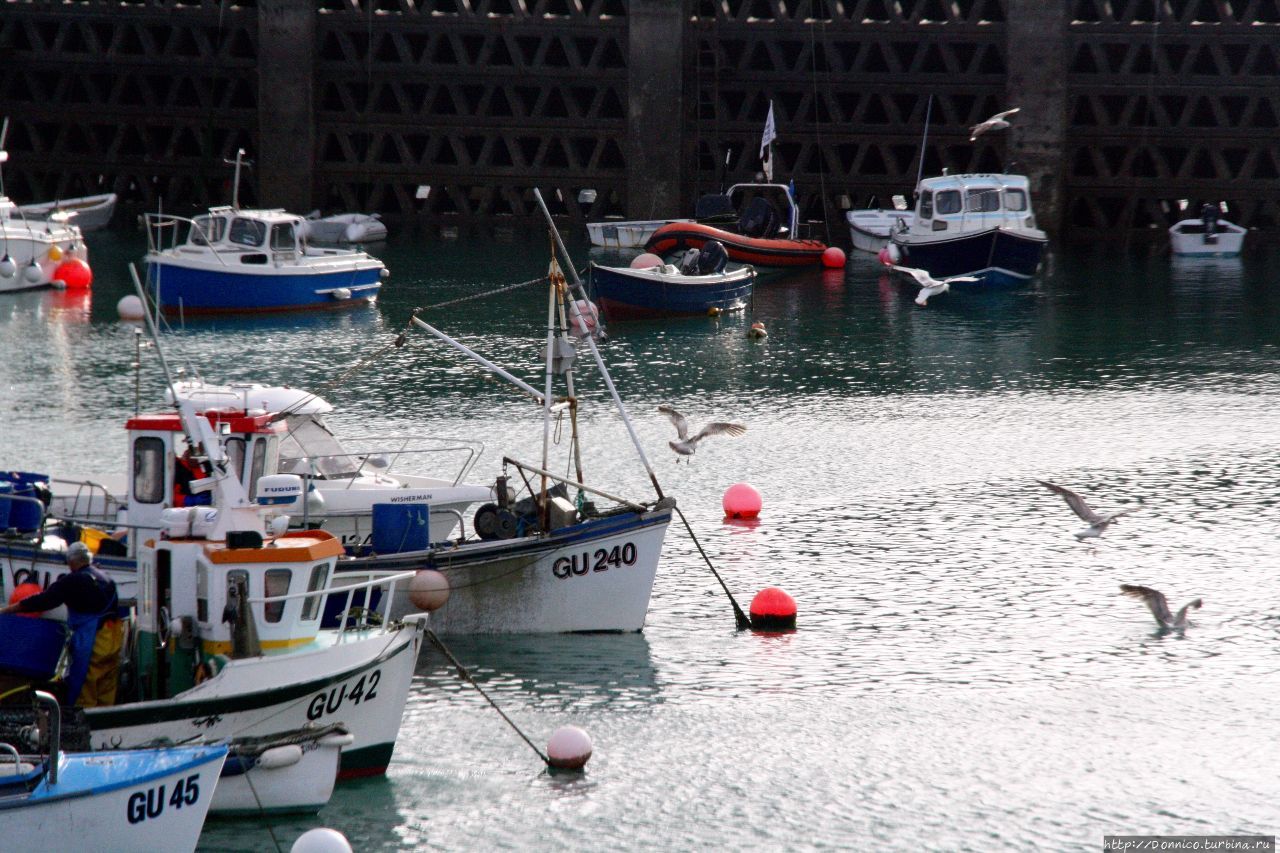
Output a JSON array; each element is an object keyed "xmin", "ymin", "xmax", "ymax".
[
  {"xmin": 546, "ymin": 725, "xmax": 593, "ymax": 770},
  {"xmin": 408, "ymin": 569, "xmax": 450, "ymax": 612},
  {"xmin": 749, "ymin": 586, "xmax": 797, "ymax": 631},
  {"xmin": 630, "ymin": 252, "xmax": 663, "ymax": 269},
  {"xmin": 570, "ymin": 299, "xmax": 600, "ymax": 338},
  {"xmin": 821, "ymin": 246, "xmax": 846, "ymax": 269},
  {"xmin": 722, "ymin": 482, "xmax": 762, "ymax": 519}
]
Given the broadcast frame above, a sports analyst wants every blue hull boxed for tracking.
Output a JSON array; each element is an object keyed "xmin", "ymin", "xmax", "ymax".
[
  {"xmin": 892, "ymin": 228, "xmax": 1046, "ymax": 287},
  {"xmin": 591, "ymin": 264, "xmax": 755, "ymax": 320},
  {"xmin": 145, "ymin": 260, "xmax": 383, "ymax": 314}
]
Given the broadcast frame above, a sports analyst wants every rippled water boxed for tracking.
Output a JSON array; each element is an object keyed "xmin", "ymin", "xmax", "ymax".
[{"xmin": 3, "ymin": 231, "xmax": 1279, "ymax": 850}]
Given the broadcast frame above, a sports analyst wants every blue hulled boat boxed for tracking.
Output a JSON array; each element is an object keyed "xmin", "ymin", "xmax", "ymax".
[{"xmin": 591, "ymin": 240, "xmax": 755, "ymax": 320}]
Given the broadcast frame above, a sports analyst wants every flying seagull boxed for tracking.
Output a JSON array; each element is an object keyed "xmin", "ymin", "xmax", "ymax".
[
  {"xmin": 891, "ymin": 265, "xmax": 980, "ymax": 306},
  {"xmin": 1037, "ymin": 480, "xmax": 1136, "ymax": 539},
  {"xmin": 1120, "ymin": 584, "xmax": 1202, "ymax": 629},
  {"xmin": 658, "ymin": 405, "xmax": 746, "ymax": 461},
  {"xmin": 969, "ymin": 107, "xmax": 1021, "ymax": 141}
]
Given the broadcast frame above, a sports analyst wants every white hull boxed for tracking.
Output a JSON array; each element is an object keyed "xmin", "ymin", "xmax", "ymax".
[
  {"xmin": 86, "ymin": 617, "xmax": 425, "ymax": 778},
  {"xmin": 0, "ymin": 747, "xmax": 224, "ymax": 852},
  {"xmin": 0, "ymin": 205, "xmax": 86, "ymax": 293},
  {"xmin": 341, "ymin": 509, "xmax": 672, "ymax": 634},
  {"xmin": 587, "ymin": 219, "xmax": 690, "ymax": 248},
  {"xmin": 305, "ymin": 213, "xmax": 388, "ymax": 244},
  {"xmin": 1169, "ymin": 218, "xmax": 1246, "ymax": 257},
  {"xmin": 212, "ymin": 730, "xmax": 348, "ymax": 815},
  {"xmin": 16, "ymin": 193, "xmax": 117, "ymax": 232},
  {"xmin": 845, "ymin": 209, "xmax": 913, "ymax": 253}
]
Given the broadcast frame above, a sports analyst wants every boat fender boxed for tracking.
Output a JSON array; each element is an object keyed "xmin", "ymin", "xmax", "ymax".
[
  {"xmin": 258, "ymin": 743, "xmax": 304, "ymax": 770},
  {"xmin": 318, "ymin": 732, "xmax": 355, "ymax": 749},
  {"xmin": 331, "ymin": 287, "xmax": 352, "ymax": 301}
]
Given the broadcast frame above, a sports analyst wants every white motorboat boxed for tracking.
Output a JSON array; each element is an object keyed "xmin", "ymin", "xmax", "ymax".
[
  {"xmin": 587, "ymin": 218, "xmax": 690, "ymax": 249},
  {"xmin": 211, "ymin": 725, "xmax": 351, "ymax": 816},
  {"xmin": 1169, "ymin": 208, "xmax": 1245, "ymax": 257},
  {"xmin": 0, "ymin": 691, "xmax": 227, "ymax": 852},
  {"xmin": 845, "ymin": 206, "xmax": 914, "ymax": 253},
  {"xmin": 15, "ymin": 192, "xmax": 117, "ymax": 233},
  {"xmin": 304, "ymin": 211, "xmax": 388, "ymax": 245}
]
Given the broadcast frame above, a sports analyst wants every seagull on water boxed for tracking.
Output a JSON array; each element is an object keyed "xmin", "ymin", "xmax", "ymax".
[
  {"xmin": 1037, "ymin": 480, "xmax": 1136, "ymax": 539},
  {"xmin": 970, "ymin": 107, "xmax": 1020, "ymax": 141},
  {"xmin": 658, "ymin": 405, "xmax": 746, "ymax": 461},
  {"xmin": 891, "ymin": 265, "xmax": 980, "ymax": 306},
  {"xmin": 1120, "ymin": 584, "xmax": 1202, "ymax": 629}
]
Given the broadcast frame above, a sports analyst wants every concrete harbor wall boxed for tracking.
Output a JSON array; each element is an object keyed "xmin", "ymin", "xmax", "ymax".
[{"xmin": 1, "ymin": 0, "xmax": 1276, "ymax": 242}]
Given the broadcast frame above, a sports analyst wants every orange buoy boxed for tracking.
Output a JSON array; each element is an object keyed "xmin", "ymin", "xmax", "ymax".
[
  {"xmin": 821, "ymin": 247, "xmax": 846, "ymax": 268},
  {"xmin": 749, "ymin": 586, "xmax": 797, "ymax": 631},
  {"xmin": 8, "ymin": 582, "xmax": 44, "ymax": 617},
  {"xmin": 722, "ymin": 482, "xmax": 762, "ymax": 520},
  {"xmin": 53, "ymin": 257, "xmax": 93, "ymax": 289}
]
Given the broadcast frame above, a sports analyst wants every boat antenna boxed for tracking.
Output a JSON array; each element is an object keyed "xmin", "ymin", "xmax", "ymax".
[
  {"xmin": 915, "ymin": 94, "xmax": 934, "ymax": 192},
  {"xmin": 531, "ymin": 188, "xmax": 663, "ymax": 500},
  {"xmin": 222, "ymin": 148, "xmax": 251, "ymax": 209}
]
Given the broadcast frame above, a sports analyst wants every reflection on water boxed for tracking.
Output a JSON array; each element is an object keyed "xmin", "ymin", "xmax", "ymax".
[{"xmin": 6, "ymin": 231, "xmax": 1280, "ymax": 848}]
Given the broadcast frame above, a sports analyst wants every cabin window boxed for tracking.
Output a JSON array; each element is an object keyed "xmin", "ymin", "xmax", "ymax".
[
  {"xmin": 919, "ymin": 191, "xmax": 933, "ymax": 219},
  {"xmin": 224, "ymin": 438, "xmax": 246, "ymax": 484},
  {"xmin": 1005, "ymin": 189, "xmax": 1028, "ymax": 212},
  {"xmin": 191, "ymin": 215, "xmax": 227, "ymax": 246},
  {"xmin": 270, "ymin": 223, "xmax": 296, "ymax": 252},
  {"xmin": 300, "ymin": 564, "xmax": 329, "ymax": 622},
  {"xmin": 248, "ymin": 439, "xmax": 267, "ymax": 498},
  {"xmin": 263, "ymin": 569, "xmax": 292, "ymax": 623},
  {"xmin": 196, "ymin": 563, "xmax": 208, "ymax": 624},
  {"xmin": 965, "ymin": 188, "xmax": 1000, "ymax": 213},
  {"xmin": 935, "ymin": 190, "xmax": 962, "ymax": 215},
  {"xmin": 132, "ymin": 437, "xmax": 166, "ymax": 504},
  {"xmin": 226, "ymin": 569, "xmax": 249, "ymax": 623},
  {"xmin": 229, "ymin": 217, "xmax": 267, "ymax": 247}
]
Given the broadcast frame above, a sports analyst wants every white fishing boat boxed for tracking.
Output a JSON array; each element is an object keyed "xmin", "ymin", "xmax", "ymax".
[
  {"xmin": 586, "ymin": 218, "xmax": 690, "ymax": 249},
  {"xmin": 15, "ymin": 192, "xmax": 117, "ymax": 233},
  {"xmin": 304, "ymin": 211, "xmax": 388, "ymax": 245},
  {"xmin": 0, "ymin": 119, "xmax": 93, "ymax": 294},
  {"xmin": 1169, "ymin": 204, "xmax": 1245, "ymax": 257},
  {"xmin": 211, "ymin": 724, "xmax": 351, "ymax": 816},
  {"xmin": 0, "ymin": 691, "xmax": 226, "ymax": 851},
  {"xmin": 845, "ymin": 204, "xmax": 913, "ymax": 254}
]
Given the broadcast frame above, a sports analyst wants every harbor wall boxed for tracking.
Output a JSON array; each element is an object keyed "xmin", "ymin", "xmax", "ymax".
[{"xmin": 1, "ymin": 0, "xmax": 1276, "ymax": 242}]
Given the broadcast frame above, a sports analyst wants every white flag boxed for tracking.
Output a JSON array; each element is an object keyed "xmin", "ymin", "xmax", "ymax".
[{"xmin": 760, "ymin": 101, "xmax": 777, "ymax": 180}]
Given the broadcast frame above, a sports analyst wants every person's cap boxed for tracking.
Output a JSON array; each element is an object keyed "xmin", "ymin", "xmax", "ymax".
[{"xmin": 66, "ymin": 541, "xmax": 92, "ymax": 563}]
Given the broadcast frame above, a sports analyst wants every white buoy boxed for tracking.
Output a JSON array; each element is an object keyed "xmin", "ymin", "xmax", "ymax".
[
  {"xmin": 290, "ymin": 828, "xmax": 353, "ymax": 853},
  {"xmin": 117, "ymin": 295, "xmax": 145, "ymax": 320},
  {"xmin": 408, "ymin": 569, "xmax": 450, "ymax": 612},
  {"xmin": 258, "ymin": 743, "xmax": 304, "ymax": 770},
  {"xmin": 546, "ymin": 725, "xmax": 593, "ymax": 770}
]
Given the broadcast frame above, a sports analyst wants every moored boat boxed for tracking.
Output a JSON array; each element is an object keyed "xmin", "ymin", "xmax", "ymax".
[
  {"xmin": 210, "ymin": 724, "xmax": 351, "ymax": 816},
  {"xmin": 1169, "ymin": 205, "xmax": 1245, "ymax": 257},
  {"xmin": 586, "ymin": 218, "xmax": 691, "ymax": 249},
  {"xmin": 16, "ymin": 192, "xmax": 117, "ymax": 233},
  {"xmin": 845, "ymin": 206, "xmax": 914, "ymax": 254},
  {"xmin": 645, "ymin": 182, "xmax": 828, "ymax": 267},
  {"xmin": 886, "ymin": 172, "xmax": 1047, "ymax": 287},
  {"xmin": 590, "ymin": 241, "xmax": 755, "ymax": 320},
  {"xmin": 304, "ymin": 211, "xmax": 388, "ymax": 245}
]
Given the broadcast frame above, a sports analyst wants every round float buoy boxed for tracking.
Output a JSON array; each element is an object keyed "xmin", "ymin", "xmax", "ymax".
[
  {"xmin": 408, "ymin": 569, "xmax": 450, "ymax": 612},
  {"xmin": 707, "ymin": 306, "xmax": 722, "ymax": 317},
  {"xmin": 9, "ymin": 582, "xmax": 43, "ymax": 617},
  {"xmin": 290, "ymin": 828, "xmax": 353, "ymax": 853},
  {"xmin": 22, "ymin": 263, "xmax": 43, "ymax": 284},
  {"xmin": 546, "ymin": 725, "xmax": 593, "ymax": 770},
  {"xmin": 53, "ymin": 257, "xmax": 92, "ymax": 289},
  {"xmin": 0, "ymin": 255, "xmax": 15, "ymax": 278},
  {"xmin": 821, "ymin": 247, "xmax": 846, "ymax": 269},
  {"xmin": 749, "ymin": 586, "xmax": 797, "ymax": 631},
  {"xmin": 48, "ymin": 245, "xmax": 63, "ymax": 262},
  {"xmin": 630, "ymin": 252, "xmax": 663, "ymax": 270},
  {"xmin": 722, "ymin": 482, "xmax": 762, "ymax": 520},
  {"xmin": 570, "ymin": 299, "xmax": 600, "ymax": 338},
  {"xmin": 117, "ymin": 295, "xmax": 145, "ymax": 321},
  {"xmin": 747, "ymin": 321, "xmax": 767, "ymax": 340}
]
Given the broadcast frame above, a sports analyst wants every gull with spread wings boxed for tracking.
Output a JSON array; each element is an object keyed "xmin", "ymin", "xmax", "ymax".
[
  {"xmin": 891, "ymin": 265, "xmax": 980, "ymax": 306},
  {"xmin": 1037, "ymin": 480, "xmax": 1136, "ymax": 539},
  {"xmin": 658, "ymin": 405, "xmax": 746, "ymax": 461},
  {"xmin": 969, "ymin": 107, "xmax": 1021, "ymax": 141},
  {"xmin": 1120, "ymin": 584, "xmax": 1201, "ymax": 629}
]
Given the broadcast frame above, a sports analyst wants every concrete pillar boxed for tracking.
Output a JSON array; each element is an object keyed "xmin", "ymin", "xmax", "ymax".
[
  {"xmin": 1005, "ymin": 1, "xmax": 1069, "ymax": 237},
  {"xmin": 627, "ymin": 0, "xmax": 687, "ymax": 220},
  {"xmin": 257, "ymin": 0, "xmax": 315, "ymax": 212}
]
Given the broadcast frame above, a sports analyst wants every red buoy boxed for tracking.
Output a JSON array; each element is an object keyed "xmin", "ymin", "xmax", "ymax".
[
  {"xmin": 722, "ymin": 482, "xmax": 762, "ymax": 520},
  {"xmin": 749, "ymin": 586, "xmax": 796, "ymax": 631},
  {"xmin": 53, "ymin": 257, "xmax": 92, "ymax": 289},
  {"xmin": 8, "ymin": 582, "xmax": 43, "ymax": 617},
  {"xmin": 821, "ymin": 246, "xmax": 846, "ymax": 269}
]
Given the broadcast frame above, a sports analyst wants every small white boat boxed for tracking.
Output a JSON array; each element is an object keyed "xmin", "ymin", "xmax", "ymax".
[
  {"xmin": 845, "ymin": 207, "xmax": 914, "ymax": 253},
  {"xmin": 1169, "ymin": 214, "xmax": 1245, "ymax": 257},
  {"xmin": 211, "ymin": 725, "xmax": 352, "ymax": 816},
  {"xmin": 0, "ymin": 691, "xmax": 226, "ymax": 852},
  {"xmin": 15, "ymin": 192, "xmax": 117, "ymax": 233},
  {"xmin": 304, "ymin": 211, "xmax": 388, "ymax": 245},
  {"xmin": 587, "ymin": 218, "xmax": 690, "ymax": 249}
]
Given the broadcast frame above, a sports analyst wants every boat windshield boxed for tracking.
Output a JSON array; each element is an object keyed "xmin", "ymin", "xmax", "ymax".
[
  {"xmin": 1004, "ymin": 189, "xmax": 1028, "ymax": 212},
  {"xmin": 191, "ymin": 215, "xmax": 228, "ymax": 246},
  {"xmin": 965, "ymin": 188, "xmax": 1000, "ymax": 213},
  {"xmin": 229, "ymin": 217, "xmax": 267, "ymax": 248},
  {"xmin": 935, "ymin": 190, "xmax": 962, "ymax": 215},
  {"xmin": 278, "ymin": 415, "xmax": 362, "ymax": 479}
]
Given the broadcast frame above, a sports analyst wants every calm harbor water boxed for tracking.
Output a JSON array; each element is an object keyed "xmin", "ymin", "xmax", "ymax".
[{"xmin": 2, "ymin": 229, "xmax": 1279, "ymax": 850}]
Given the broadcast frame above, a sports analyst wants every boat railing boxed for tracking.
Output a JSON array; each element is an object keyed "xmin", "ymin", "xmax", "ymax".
[
  {"xmin": 250, "ymin": 569, "xmax": 418, "ymax": 641},
  {"xmin": 47, "ymin": 477, "xmax": 122, "ymax": 528},
  {"xmin": 281, "ymin": 437, "xmax": 485, "ymax": 487},
  {"xmin": 144, "ymin": 212, "xmax": 230, "ymax": 267}
]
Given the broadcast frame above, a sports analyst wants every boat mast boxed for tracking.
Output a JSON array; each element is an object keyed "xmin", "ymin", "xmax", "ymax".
[{"xmin": 540, "ymin": 242, "xmax": 558, "ymax": 509}]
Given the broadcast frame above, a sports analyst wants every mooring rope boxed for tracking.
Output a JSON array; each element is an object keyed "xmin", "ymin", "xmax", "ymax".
[{"xmin": 672, "ymin": 504, "xmax": 753, "ymax": 630}]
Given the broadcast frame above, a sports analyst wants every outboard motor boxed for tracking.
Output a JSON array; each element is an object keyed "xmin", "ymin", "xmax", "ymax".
[
  {"xmin": 738, "ymin": 196, "xmax": 781, "ymax": 239},
  {"xmin": 679, "ymin": 248, "xmax": 703, "ymax": 276},
  {"xmin": 1200, "ymin": 202, "xmax": 1219, "ymax": 244},
  {"xmin": 695, "ymin": 240, "xmax": 729, "ymax": 274}
]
